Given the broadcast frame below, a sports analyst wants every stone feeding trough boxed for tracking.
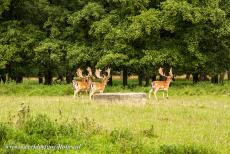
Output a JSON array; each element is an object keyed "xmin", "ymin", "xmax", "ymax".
[{"xmin": 92, "ymin": 93, "xmax": 147, "ymax": 103}]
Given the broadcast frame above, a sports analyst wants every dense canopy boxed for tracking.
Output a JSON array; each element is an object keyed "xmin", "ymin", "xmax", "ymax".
[{"xmin": 0, "ymin": 0, "xmax": 229, "ymax": 85}]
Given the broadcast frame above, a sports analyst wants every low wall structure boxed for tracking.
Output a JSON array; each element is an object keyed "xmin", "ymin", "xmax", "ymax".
[{"xmin": 92, "ymin": 93, "xmax": 147, "ymax": 103}]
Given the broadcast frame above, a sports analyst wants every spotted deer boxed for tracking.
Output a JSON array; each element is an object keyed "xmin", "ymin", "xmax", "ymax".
[
  {"xmin": 73, "ymin": 67, "xmax": 92, "ymax": 97},
  {"xmin": 90, "ymin": 68, "xmax": 111, "ymax": 99},
  {"xmin": 149, "ymin": 67, "xmax": 173, "ymax": 101}
]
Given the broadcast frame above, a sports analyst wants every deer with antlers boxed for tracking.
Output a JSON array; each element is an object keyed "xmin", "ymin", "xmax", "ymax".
[
  {"xmin": 90, "ymin": 68, "xmax": 111, "ymax": 99},
  {"xmin": 149, "ymin": 67, "xmax": 173, "ymax": 101},
  {"xmin": 72, "ymin": 67, "xmax": 92, "ymax": 97}
]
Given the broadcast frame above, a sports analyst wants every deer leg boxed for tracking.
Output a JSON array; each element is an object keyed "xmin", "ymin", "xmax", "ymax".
[
  {"xmin": 149, "ymin": 88, "xmax": 153, "ymax": 98},
  {"xmin": 89, "ymin": 91, "xmax": 92, "ymax": 100},
  {"xmin": 163, "ymin": 91, "xmax": 165, "ymax": 99},
  {"xmin": 73, "ymin": 90, "xmax": 76, "ymax": 98},
  {"xmin": 89, "ymin": 90, "xmax": 94, "ymax": 100},
  {"xmin": 166, "ymin": 90, "xmax": 169, "ymax": 99},
  {"xmin": 76, "ymin": 89, "xmax": 80, "ymax": 97},
  {"xmin": 74, "ymin": 89, "xmax": 79, "ymax": 98}
]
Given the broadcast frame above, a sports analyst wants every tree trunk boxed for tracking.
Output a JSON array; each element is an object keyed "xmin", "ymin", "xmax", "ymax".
[
  {"xmin": 108, "ymin": 74, "xmax": 113, "ymax": 86},
  {"xmin": 145, "ymin": 76, "xmax": 150, "ymax": 87},
  {"xmin": 228, "ymin": 70, "xmax": 230, "ymax": 80},
  {"xmin": 219, "ymin": 72, "xmax": 225, "ymax": 84},
  {"xmin": 151, "ymin": 75, "xmax": 156, "ymax": 81},
  {"xmin": 123, "ymin": 68, "xmax": 128, "ymax": 86},
  {"xmin": 15, "ymin": 75, "xmax": 23, "ymax": 83},
  {"xmin": 66, "ymin": 71, "xmax": 73, "ymax": 84},
  {"xmin": 59, "ymin": 75, "xmax": 64, "ymax": 81},
  {"xmin": 38, "ymin": 72, "xmax": 43, "ymax": 84},
  {"xmin": 39, "ymin": 77, "xmax": 43, "ymax": 84},
  {"xmin": 44, "ymin": 69, "xmax": 52, "ymax": 85},
  {"xmin": 186, "ymin": 73, "xmax": 190, "ymax": 80},
  {"xmin": 200, "ymin": 74, "xmax": 209, "ymax": 81},
  {"xmin": 211, "ymin": 75, "xmax": 218, "ymax": 84},
  {"xmin": 44, "ymin": 49, "xmax": 53, "ymax": 85},
  {"xmin": 6, "ymin": 64, "xmax": 13, "ymax": 82},
  {"xmin": 138, "ymin": 71, "xmax": 143, "ymax": 86},
  {"xmin": 0, "ymin": 69, "xmax": 6, "ymax": 83},
  {"xmin": 0, "ymin": 75, "xmax": 6, "ymax": 83},
  {"xmin": 192, "ymin": 73, "xmax": 199, "ymax": 83}
]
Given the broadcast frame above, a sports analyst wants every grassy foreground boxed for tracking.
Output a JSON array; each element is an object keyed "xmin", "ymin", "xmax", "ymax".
[
  {"xmin": 0, "ymin": 95, "xmax": 229, "ymax": 153},
  {"xmin": 0, "ymin": 80, "xmax": 229, "ymax": 153}
]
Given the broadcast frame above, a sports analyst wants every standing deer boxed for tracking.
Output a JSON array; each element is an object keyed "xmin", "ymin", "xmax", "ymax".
[
  {"xmin": 73, "ymin": 67, "xmax": 92, "ymax": 97},
  {"xmin": 90, "ymin": 68, "xmax": 111, "ymax": 99},
  {"xmin": 149, "ymin": 67, "xmax": 173, "ymax": 101}
]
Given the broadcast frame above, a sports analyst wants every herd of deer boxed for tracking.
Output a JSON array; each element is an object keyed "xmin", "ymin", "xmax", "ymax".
[
  {"xmin": 72, "ymin": 67, "xmax": 173, "ymax": 101},
  {"xmin": 72, "ymin": 67, "xmax": 111, "ymax": 99}
]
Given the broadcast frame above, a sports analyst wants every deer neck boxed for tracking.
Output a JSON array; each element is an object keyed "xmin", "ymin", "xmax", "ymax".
[
  {"xmin": 166, "ymin": 78, "xmax": 172, "ymax": 85},
  {"xmin": 102, "ymin": 77, "xmax": 108, "ymax": 85}
]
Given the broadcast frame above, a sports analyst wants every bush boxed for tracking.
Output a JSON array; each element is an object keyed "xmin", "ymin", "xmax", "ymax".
[
  {"xmin": 143, "ymin": 125, "xmax": 158, "ymax": 138},
  {"xmin": 23, "ymin": 114, "xmax": 57, "ymax": 141},
  {"xmin": 159, "ymin": 144, "xmax": 216, "ymax": 154},
  {"xmin": 110, "ymin": 129, "xmax": 133, "ymax": 143}
]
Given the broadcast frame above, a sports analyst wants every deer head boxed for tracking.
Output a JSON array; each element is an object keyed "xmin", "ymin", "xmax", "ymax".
[
  {"xmin": 76, "ymin": 68, "xmax": 84, "ymax": 78},
  {"xmin": 95, "ymin": 69, "xmax": 103, "ymax": 79},
  {"xmin": 104, "ymin": 68, "xmax": 111, "ymax": 78},
  {"xmin": 86, "ymin": 67, "xmax": 92, "ymax": 77},
  {"xmin": 103, "ymin": 68, "xmax": 111, "ymax": 84},
  {"xmin": 159, "ymin": 67, "xmax": 173, "ymax": 81}
]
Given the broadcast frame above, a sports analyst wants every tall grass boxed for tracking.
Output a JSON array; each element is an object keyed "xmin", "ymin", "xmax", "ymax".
[
  {"xmin": 0, "ymin": 79, "xmax": 229, "ymax": 153},
  {"xmin": 0, "ymin": 79, "xmax": 229, "ymax": 96},
  {"xmin": 0, "ymin": 109, "xmax": 219, "ymax": 154},
  {"xmin": 0, "ymin": 95, "xmax": 229, "ymax": 153}
]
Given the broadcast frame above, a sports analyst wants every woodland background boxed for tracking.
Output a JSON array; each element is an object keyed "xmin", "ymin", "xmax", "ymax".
[{"xmin": 0, "ymin": 0, "xmax": 230, "ymax": 85}]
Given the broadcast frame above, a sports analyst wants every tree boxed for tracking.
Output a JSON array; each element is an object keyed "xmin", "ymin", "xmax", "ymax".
[{"xmin": 34, "ymin": 39, "xmax": 63, "ymax": 85}]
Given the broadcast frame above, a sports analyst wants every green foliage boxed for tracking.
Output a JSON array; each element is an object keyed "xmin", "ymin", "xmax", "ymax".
[
  {"xmin": 143, "ymin": 125, "xmax": 157, "ymax": 138},
  {"xmin": 110, "ymin": 129, "xmax": 133, "ymax": 143},
  {"xmin": 0, "ymin": 123, "xmax": 9, "ymax": 146},
  {"xmin": 96, "ymin": 53, "xmax": 129, "ymax": 68},
  {"xmin": 67, "ymin": 43, "xmax": 97, "ymax": 67},
  {"xmin": 34, "ymin": 38, "xmax": 62, "ymax": 68},
  {"xmin": 0, "ymin": 0, "xmax": 10, "ymax": 16},
  {"xmin": 0, "ymin": 114, "xmax": 218, "ymax": 153},
  {"xmin": 23, "ymin": 114, "xmax": 57, "ymax": 140},
  {"xmin": 159, "ymin": 144, "xmax": 215, "ymax": 154},
  {"xmin": 0, "ymin": 0, "xmax": 230, "ymax": 84},
  {"xmin": 68, "ymin": 2, "xmax": 105, "ymax": 26}
]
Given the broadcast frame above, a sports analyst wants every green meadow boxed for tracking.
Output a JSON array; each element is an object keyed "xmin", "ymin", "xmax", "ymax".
[{"xmin": 0, "ymin": 80, "xmax": 229, "ymax": 153}]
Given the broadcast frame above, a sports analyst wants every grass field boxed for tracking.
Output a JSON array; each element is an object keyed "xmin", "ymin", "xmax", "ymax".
[{"xmin": 0, "ymin": 80, "xmax": 229, "ymax": 153}]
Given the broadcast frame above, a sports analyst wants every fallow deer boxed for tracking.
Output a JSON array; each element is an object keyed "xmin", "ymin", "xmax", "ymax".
[
  {"xmin": 149, "ymin": 67, "xmax": 173, "ymax": 101},
  {"xmin": 90, "ymin": 68, "xmax": 111, "ymax": 99},
  {"xmin": 73, "ymin": 67, "xmax": 92, "ymax": 97}
]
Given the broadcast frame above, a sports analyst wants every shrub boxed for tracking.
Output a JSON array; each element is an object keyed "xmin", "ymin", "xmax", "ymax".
[
  {"xmin": 110, "ymin": 129, "xmax": 133, "ymax": 143},
  {"xmin": 143, "ymin": 125, "xmax": 158, "ymax": 138},
  {"xmin": 23, "ymin": 114, "xmax": 57, "ymax": 141},
  {"xmin": 159, "ymin": 144, "xmax": 216, "ymax": 154}
]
